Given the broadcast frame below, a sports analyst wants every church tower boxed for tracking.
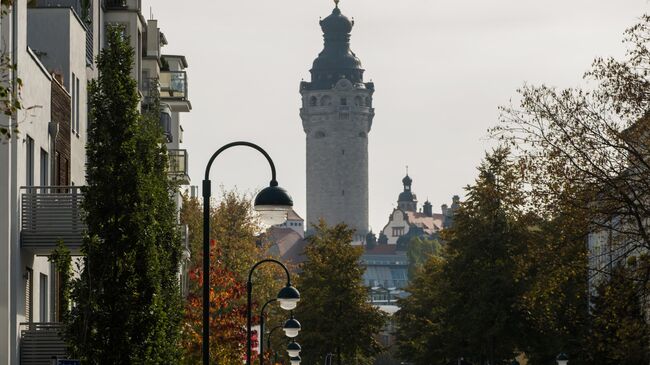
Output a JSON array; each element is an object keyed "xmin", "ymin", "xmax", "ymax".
[{"xmin": 300, "ymin": 1, "xmax": 375, "ymax": 242}]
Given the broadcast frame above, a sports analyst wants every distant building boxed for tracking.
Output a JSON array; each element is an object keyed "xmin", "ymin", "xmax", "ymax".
[
  {"xmin": 300, "ymin": 2, "xmax": 375, "ymax": 243},
  {"xmin": 380, "ymin": 173, "xmax": 459, "ymax": 246}
]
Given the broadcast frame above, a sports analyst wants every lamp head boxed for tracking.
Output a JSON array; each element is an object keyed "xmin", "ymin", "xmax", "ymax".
[
  {"xmin": 283, "ymin": 316, "xmax": 301, "ymax": 338},
  {"xmin": 277, "ymin": 284, "xmax": 300, "ymax": 310},
  {"xmin": 290, "ymin": 355, "xmax": 301, "ymax": 365},
  {"xmin": 287, "ymin": 340, "xmax": 301, "ymax": 357},
  {"xmin": 254, "ymin": 181, "xmax": 293, "ymax": 225},
  {"xmin": 556, "ymin": 353, "xmax": 569, "ymax": 365}
]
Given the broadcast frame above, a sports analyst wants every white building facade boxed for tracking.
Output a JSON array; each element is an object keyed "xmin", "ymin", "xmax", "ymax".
[{"xmin": 0, "ymin": 1, "xmax": 192, "ymax": 363}]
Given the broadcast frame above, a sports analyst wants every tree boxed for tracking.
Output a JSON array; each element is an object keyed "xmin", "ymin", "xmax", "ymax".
[
  {"xmin": 180, "ymin": 191, "xmax": 286, "ymax": 363},
  {"xmin": 588, "ymin": 261, "xmax": 650, "ymax": 365},
  {"xmin": 405, "ymin": 236, "xmax": 441, "ymax": 278},
  {"xmin": 492, "ymin": 14, "xmax": 650, "ymax": 286},
  {"xmin": 67, "ymin": 26, "xmax": 182, "ymax": 363},
  {"xmin": 396, "ymin": 148, "xmax": 529, "ymax": 365},
  {"xmin": 295, "ymin": 221, "xmax": 385, "ymax": 365},
  {"xmin": 394, "ymin": 256, "xmax": 449, "ymax": 365}
]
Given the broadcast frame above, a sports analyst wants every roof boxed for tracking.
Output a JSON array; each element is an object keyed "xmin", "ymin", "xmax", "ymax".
[
  {"xmin": 286, "ymin": 209, "xmax": 304, "ymax": 221},
  {"xmin": 265, "ymin": 227, "xmax": 308, "ymax": 264},
  {"xmin": 405, "ymin": 211, "xmax": 443, "ymax": 234},
  {"xmin": 364, "ymin": 245, "xmax": 398, "ymax": 255}
]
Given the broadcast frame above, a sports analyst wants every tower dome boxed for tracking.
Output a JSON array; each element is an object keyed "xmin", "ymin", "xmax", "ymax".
[{"xmin": 307, "ymin": 2, "xmax": 365, "ymax": 90}]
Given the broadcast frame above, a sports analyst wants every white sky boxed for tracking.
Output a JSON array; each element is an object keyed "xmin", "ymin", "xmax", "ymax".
[{"xmin": 143, "ymin": 0, "xmax": 648, "ymax": 232}]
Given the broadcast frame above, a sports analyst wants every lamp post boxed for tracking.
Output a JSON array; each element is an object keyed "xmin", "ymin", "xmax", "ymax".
[
  {"xmin": 247, "ymin": 259, "xmax": 300, "ymax": 365},
  {"xmin": 267, "ymin": 323, "xmax": 283, "ymax": 364},
  {"xmin": 202, "ymin": 141, "xmax": 294, "ymax": 365},
  {"xmin": 556, "ymin": 353, "xmax": 569, "ymax": 365},
  {"xmin": 259, "ymin": 298, "xmax": 277, "ymax": 365}
]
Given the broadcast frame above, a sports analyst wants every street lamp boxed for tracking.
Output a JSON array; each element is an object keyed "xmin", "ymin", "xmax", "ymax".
[
  {"xmin": 202, "ymin": 141, "xmax": 294, "ymax": 365},
  {"xmin": 282, "ymin": 313, "xmax": 301, "ymax": 338},
  {"xmin": 247, "ymin": 259, "xmax": 300, "ymax": 365},
  {"xmin": 290, "ymin": 355, "xmax": 301, "ymax": 365},
  {"xmin": 267, "ymin": 323, "xmax": 283, "ymax": 364},
  {"xmin": 287, "ymin": 340, "xmax": 301, "ymax": 357},
  {"xmin": 556, "ymin": 353, "xmax": 569, "ymax": 365},
  {"xmin": 259, "ymin": 298, "xmax": 277, "ymax": 365}
]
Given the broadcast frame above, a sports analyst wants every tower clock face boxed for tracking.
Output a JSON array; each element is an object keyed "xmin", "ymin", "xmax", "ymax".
[{"xmin": 335, "ymin": 78, "xmax": 353, "ymax": 90}]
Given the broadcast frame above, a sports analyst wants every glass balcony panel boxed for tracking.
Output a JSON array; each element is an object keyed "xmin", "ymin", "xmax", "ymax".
[
  {"xmin": 167, "ymin": 149, "xmax": 189, "ymax": 184},
  {"xmin": 159, "ymin": 71, "xmax": 188, "ymax": 100}
]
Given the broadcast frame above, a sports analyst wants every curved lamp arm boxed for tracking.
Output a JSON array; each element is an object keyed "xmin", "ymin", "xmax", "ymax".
[
  {"xmin": 248, "ymin": 258, "xmax": 293, "ymax": 286},
  {"xmin": 204, "ymin": 141, "xmax": 278, "ymax": 186}
]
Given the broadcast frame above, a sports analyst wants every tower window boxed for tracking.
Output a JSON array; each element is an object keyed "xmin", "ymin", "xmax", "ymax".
[
  {"xmin": 320, "ymin": 95, "xmax": 331, "ymax": 106},
  {"xmin": 340, "ymin": 98, "xmax": 347, "ymax": 106},
  {"xmin": 355, "ymin": 96, "xmax": 363, "ymax": 106},
  {"xmin": 342, "ymin": 149, "xmax": 345, "ymax": 155},
  {"xmin": 309, "ymin": 96, "xmax": 317, "ymax": 106},
  {"xmin": 342, "ymin": 190, "xmax": 345, "ymax": 196}
]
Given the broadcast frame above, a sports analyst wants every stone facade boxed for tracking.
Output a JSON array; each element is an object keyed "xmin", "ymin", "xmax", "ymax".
[{"xmin": 300, "ymin": 4, "xmax": 375, "ymax": 243}]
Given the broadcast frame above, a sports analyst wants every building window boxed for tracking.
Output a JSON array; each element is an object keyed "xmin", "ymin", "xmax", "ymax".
[
  {"xmin": 40, "ymin": 149, "xmax": 48, "ymax": 188},
  {"xmin": 40, "ymin": 273, "xmax": 48, "ymax": 322},
  {"xmin": 365, "ymin": 97, "xmax": 371, "ymax": 107},
  {"xmin": 320, "ymin": 95, "xmax": 331, "ymax": 106},
  {"xmin": 355, "ymin": 96, "xmax": 363, "ymax": 106},
  {"xmin": 26, "ymin": 135, "xmax": 34, "ymax": 187},
  {"xmin": 309, "ymin": 96, "xmax": 317, "ymax": 106},
  {"xmin": 314, "ymin": 131, "xmax": 326, "ymax": 139},
  {"xmin": 340, "ymin": 97, "xmax": 347, "ymax": 106},
  {"xmin": 71, "ymin": 73, "xmax": 76, "ymax": 134},
  {"xmin": 392, "ymin": 227, "xmax": 404, "ymax": 237},
  {"xmin": 75, "ymin": 76, "xmax": 80, "ymax": 134}
]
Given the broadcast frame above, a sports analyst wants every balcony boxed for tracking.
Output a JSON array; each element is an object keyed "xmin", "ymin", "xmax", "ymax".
[
  {"xmin": 21, "ymin": 186, "xmax": 85, "ymax": 255},
  {"xmin": 160, "ymin": 71, "xmax": 190, "ymax": 112},
  {"xmin": 103, "ymin": 0, "xmax": 140, "ymax": 10},
  {"xmin": 20, "ymin": 322, "xmax": 68, "ymax": 365},
  {"xmin": 168, "ymin": 149, "xmax": 190, "ymax": 185}
]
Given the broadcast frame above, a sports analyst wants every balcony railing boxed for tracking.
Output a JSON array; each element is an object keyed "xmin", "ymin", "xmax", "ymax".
[
  {"xmin": 168, "ymin": 149, "xmax": 190, "ymax": 184},
  {"xmin": 20, "ymin": 322, "xmax": 67, "ymax": 365},
  {"xmin": 103, "ymin": 0, "xmax": 140, "ymax": 10},
  {"xmin": 160, "ymin": 71, "xmax": 188, "ymax": 100},
  {"xmin": 21, "ymin": 186, "xmax": 85, "ymax": 255}
]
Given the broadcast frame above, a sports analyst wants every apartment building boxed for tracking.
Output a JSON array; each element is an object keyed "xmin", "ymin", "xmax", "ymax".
[{"xmin": 0, "ymin": 1, "xmax": 192, "ymax": 364}]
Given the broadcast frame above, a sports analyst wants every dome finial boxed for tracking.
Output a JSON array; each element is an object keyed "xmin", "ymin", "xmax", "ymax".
[{"xmin": 334, "ymin": 0, "xmax": 339, "ymax": 8}]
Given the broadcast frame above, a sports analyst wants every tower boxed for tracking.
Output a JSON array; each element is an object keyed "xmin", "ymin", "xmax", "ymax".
[
  {"xmin": 300, "ymin": 2, "xmax": 375, "ymax": 242},
  {"xmin": 397, "ymin": 174, "xmax": 417, "ymax": 212}
]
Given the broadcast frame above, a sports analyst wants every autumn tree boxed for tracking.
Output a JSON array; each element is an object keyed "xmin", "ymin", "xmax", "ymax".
[
  {"xmin": 67, "ymin": 27, "xmax": 182, "ymax": 363},
  {"xmin": 295, "ymin": 221, "xmax": 385, "ymax": 365},
  {"xmin": 180, "ymin": 191, "xmax": 287, "ymax": 363},
  {"xmin": 492, "ymin": 14, "xmax": 650, "ymax": 286},
  {"xmin": 588, "ymin": 261, "xmax": 650, "ymax": 365}
]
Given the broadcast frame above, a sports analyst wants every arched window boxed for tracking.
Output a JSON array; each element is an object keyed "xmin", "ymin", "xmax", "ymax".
[
  {"xmin": 320, "ymin": 95, "xmax": 331, "ymax": 106},
  {"xmin": 309, "ymin": 96, "xmax": 317, "ymax": 106}
]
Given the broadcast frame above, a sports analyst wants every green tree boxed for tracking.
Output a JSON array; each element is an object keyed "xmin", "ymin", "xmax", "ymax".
[
  {"xmin": 588, "ymin": 262, "xmax": 650, "ymax": 365},
  {"xmin": 406, "ymin": 236, "xmax": 441, "ymax": 278},
  {"xmin": 295, "ymin": 221, "xmax": 385, "ymax": 365},
  {"xmin": 396, "ymin": 148, "xmax": 528, "ymax": 365},
  {"xmin": 395, "ymin": 255, "xmax": 449, "ymax": 365},
  {"xmin": 68, "ymin": 26, "xmax": 182, "ymax": 364}
]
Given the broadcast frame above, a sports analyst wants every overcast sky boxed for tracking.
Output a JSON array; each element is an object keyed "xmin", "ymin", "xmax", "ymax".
[{"xmin": 144, "ymin": 0, "xmax": 648, "ymax": 232}]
